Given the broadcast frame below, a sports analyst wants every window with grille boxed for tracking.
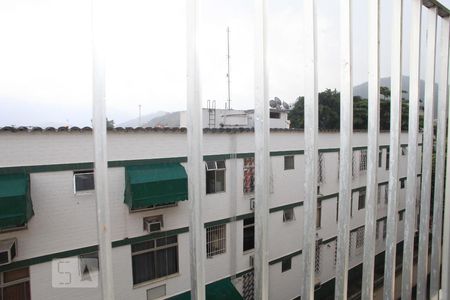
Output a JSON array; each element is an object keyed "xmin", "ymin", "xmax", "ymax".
[
  {"xmin": 383, "ymin": 219, "xmax": 387, "ymax": 239},
  {"xmin": 356, "ymin": 227, "xmax": 364, "ymax": 249},
  {"xmin": 333, "ymin": 240, "xmax": 338, "ymax": 266},
  {"xmin": 243, "ymin": 217, "xmax": 255, "ymax": 252},
  {"xmin": 318, "ymin": 152, "xmax": 324, "ymax": 184},
  {"xmin": 358, "ymin": 190, "xmax": 366, "ymax": 210},
  {"xmin": 315, "ymin": 241, "xmax": 321, "ymax": 274},
  {"xmin": 336, "ymin": 196, "xmax": 339, "ymax": 222},
  {"xmin": 206, "ymin": 224, "xmax": 226, "ymax": 258},
  {"xmin": 359, "ymin": 150, "xmax": 367, "ymax": 171},
  {"xmin": 131, "ymin": 236, "xmax": 179, "ymax": 284},
  {"xmin": 243, "ymin": 158, "xmax": 255, "ymax": 193},
  {"xmin": 377, "ymin": 185, "xmax": 382, "ymax": 204},
  {"xmin": 0, "ymin": 267, "xmax": 30, "ymax": 300},
  {"xmin": 284, "ymin": 155, "xmax": 294, "ymax": 170},
  {"xmin": 283, "ymin": 208, "xmax": 295, "ymax": 222},
  {"xmin": 74, "ymin": 170, "xmax": 95, "ymax": 193},
  {"xmin": 385, "ymin": 185, "xmax": 388, "ymax": 204},
  {"xmin": 206, "ymin": 160, "xmax": 226, "ymax": 194},
  {"xmin": 352, "ymin": 151, "xmax": 357, "ymax": 178},
  {"xmin": 281, "ymin": 257, "xmax": 292, "ymax": 272}
]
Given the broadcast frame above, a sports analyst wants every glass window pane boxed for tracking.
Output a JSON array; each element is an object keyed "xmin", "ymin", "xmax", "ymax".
[
  {"xmin": 74, "ymin": 172, "xmax": 95, "ymax": 192},
  {"xmin": 215, "ymin": 170, "xmax": 225, "ymax": 192},
  {"xmin": 206, "ymin": 170, "xmax": 216, "ymax": 194},
  {"xmin": 216, "ymin": 160, "xmax": 226, "ymax": 169}
]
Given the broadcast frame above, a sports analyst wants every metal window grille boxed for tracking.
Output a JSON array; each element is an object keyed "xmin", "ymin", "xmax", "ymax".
[
  {"xmin": 318, "ymin": 152, "xmax": 324, "ymax": 184},
  {"xmin": 359, "ymin": 149, "xmax": 367, "ymax": 171},
  {"xmin": 376, "ymin": 220, "xmax": 380, "ymax": 240},
  {"xmin": 356, "ymin": 227, "xmax": 365, "ymax": 249},
  {"xmin": 243, "ymin": 158, "xmax": 255, "ymax": 193},
  {"xmin": 316, "ymin": 202, "xmax": 322, "ymax": 229},
  {"xmin": 315, "ymin": 241, "xmax": 321, "ymax": 274},
  {"xmin": 206, "ymin": 224, "xmax": 226, "ymax": 258},
  {"xmin": 384, "ymin": 184, "xmax": 388, "ymax": 204},
  {"xmin": 382, "ymin": 219, "xmax": 387, "ymax": 240},
  {"xmin": 352, "ymin": 150, "xmax": 357, "ymax": 178}
]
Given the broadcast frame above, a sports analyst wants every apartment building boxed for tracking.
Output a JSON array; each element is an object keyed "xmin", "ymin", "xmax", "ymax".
[{"xmin": 0, "ymin": 127, "xmax": 422, "ymax": 300}]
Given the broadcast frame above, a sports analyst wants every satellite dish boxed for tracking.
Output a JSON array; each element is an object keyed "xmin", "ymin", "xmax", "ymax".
[
  {"xmin": 269, "ymin": 100, "xmax": 277, "ymax": 108},
  {"xmin": 275, "ymin": 97, "xmax": 282, "ymax": 106},
  {"xmin": 282, "ymin": 101, "xmax": 290, "ymax": 110}
]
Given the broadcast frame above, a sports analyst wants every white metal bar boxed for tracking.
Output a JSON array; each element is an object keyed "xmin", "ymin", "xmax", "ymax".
[
  {"xmin": 441, "ymin": 24, "xmax": 450, "ymax": 298},
  {"xmin": 92, "ymin": 0, "xmax": 115, "ymax": 298},
  {"xmin": 361, "ymin": 0, "xmax": 380, "ymax": 297},
  {"xmin": 335, "ymin": 0, "xmax": 353, "ymax": 299},
  {"xmin": 301, "ymin": 0, "xmax": 318, "ymax": 299},
  {"xmin": 186, "ymin": 0, "xmax": 206, "ymax": 298},
  {"xmin": 254, "ymin": 0, "xmax": 269, "ymax": 298},
  {"xmin": 430, "ymin": 15, "xmax": 450, "ymax": 300},
  {"xmin": 401, "ymin": 0, "xmax": 422, "ymax": 298},
  {"xmin": 416, "ymin": 6, "xmax": 437, "ymax": 300},
  {"xmin": 383, "ymin": 0, "xmax": 403, "ymax": 298}
]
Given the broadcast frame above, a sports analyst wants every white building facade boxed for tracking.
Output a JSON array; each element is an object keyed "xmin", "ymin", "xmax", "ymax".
[{"xmin": 0, "ymin": 127, "xmax": 421, "ymax": 300}]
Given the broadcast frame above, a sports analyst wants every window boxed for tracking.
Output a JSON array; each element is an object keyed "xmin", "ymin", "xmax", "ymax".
[
  {"xmin": 359, "ymin": 150, "xmax": 367, "ymax": 171},
  {"xmin": 383, "ymin": 219, "xmax": 387, "ymax": 239},
  {"xmin": 378, "ymin": 150, "xmax": 383, "ymax": 168},
  {"xmin": 281, "ymin": 257, "xmax": 292, "ymax": 272},
  {"xmin": 399, "ymin": 210, "xmax": 404, "ymax": 221},
  {"xmin": 206, "ymin": 224, "xmax": 226, "ymax": 258},
  {"xmin": 79, "ymin": 252, "xmax": 99, "ymax": 281},
  {"xmin": 243, "ymin": 158, "xmax": 255, "ymax": 193},
  {"xmin": 284, "ymin": 156, "xmax": 294, "ymax": 170},
  {"xmin": 336, "ymin": 196, "xmax": 339, "ymax": 222},
  {"xmin": 147, "ymin": 285, "xmax": 166, "ymax": 300},
  {"xmin": 318, "ymin": 152, "xmax": 324, "ymax": 183},
  {"xmin": 283, "ymin": 208, "xmax": 295, "ymax": 222},
  {"xmin": 316, "ymin": 202, "xmax": 322, "ymax": 228},
  {"xmin": 315, "ymin": 241, "xmax": 321, "ymax": 274},
  {"xmin": 0, "ymin": 267, "xmax": 31, "ymax": 300},
  {"xmin": 376, "ymin": 220, "xmax": 380, "ymax": 240},
  {"xmin": 206, "ymin": 161, "xmax": 226, "ymax": 194},
  {"xmin": 386, "ymin": 148, "xmax": 390, "ymax": 170},
  {"xmin": 352, "ymin": 151, "xmax": 356, "ymax": 178},
  {"xmin": 243, "ymin": 217, "xmax": 255, "ymax": 252},
  {"xmin": 356, "ymin": 227, "xmax": 364, "ymax": 249},
  {"xmin": 377, "ymin": 185, "xmax": 382, "ymax": 204},
  {"xmin": 401, "ymin": 179, "xmax": 406, "ymax": 189},
  {"xmin": 385, "ymin": 185, "xmax": 388, "ymax": 204},
  {"xmin": 358, "ymin": 191, "xmax": 366, "ymax": 210},
  {"xmin": 74, "ymin": 170, "xmax": 95, "ymax": 192},
  {"xmin": 402, "ymin": 146, "xmax": 408, "ymax": 156},
  {"xmin": 270, "ymin": 112, "xmax": 281, "ymax": 119},
  {"xmin": 333, "ymin": 240, "xmax": 338, "ymax": 266},
  {"xmin": 131, "ymin": 236, "xmax": 179, "ymax": 285}
]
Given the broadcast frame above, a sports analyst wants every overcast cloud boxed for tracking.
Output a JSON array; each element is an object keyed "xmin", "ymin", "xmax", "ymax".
[{"xmin": 0, "ymin": 0, "xmax": 449, "ymax": 126}]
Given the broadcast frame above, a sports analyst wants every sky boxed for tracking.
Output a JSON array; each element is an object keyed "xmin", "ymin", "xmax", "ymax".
[{"xmin": 0, "ymin": 0, "xmax": 449, "ymax": 126}]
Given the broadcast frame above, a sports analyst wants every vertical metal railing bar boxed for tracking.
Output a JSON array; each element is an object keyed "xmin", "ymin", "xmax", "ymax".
[
  {"xmin": 416, "ymin": 6, "xmax": 437, "ymax": 300},
  {"xmin": 254, "ymin": 0, "xmax": 270, "ymax": 298},
  {"xmin": 301, "ymin": 0, "xmax": 318, "ymax": 299},
  {"xmin": 441, "ymin": 30, "xmax": 450, "ymax": 299},
  {"xmin": 430, "ymin": 16, "xmax": 450, "ymax": 300},
  {"xmin": 92, "ymin": 0, "xmax": 115, "ymax": 298},
  {"xmin": 335, "ymin": 0, "xmax": 353, "ymax": 299},
  {"xmin": 186, "ymin": 0, "xmax": 206, "ymax": 298},
  {"xmin": 401, "ymin": 0, "xmax": 422, "ymax": 298},
  {"xmin": 361, "ymin": 0, "xmax": 380, "ymax": 297},
  {"xmin": 383, "ymin": 0, "xmax": 403, "ymax": 298}
]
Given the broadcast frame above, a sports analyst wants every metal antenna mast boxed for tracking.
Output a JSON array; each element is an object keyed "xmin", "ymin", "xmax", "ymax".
[{"xmin": 227, "ymin": 27, "xmax": 231, "ymax": 110}]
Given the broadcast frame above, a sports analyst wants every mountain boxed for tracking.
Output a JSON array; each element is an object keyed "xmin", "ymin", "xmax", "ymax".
[
  {"xmin": 353, "ymin": 76, "xmax": 438, "ymax": 116},
  {"xmin": 118, "ymin": 111, "xmax": 167, "ymax": 127},
  {"xmin": 145, "ymin": 112, "xmax": 180, "ymax": 127}
]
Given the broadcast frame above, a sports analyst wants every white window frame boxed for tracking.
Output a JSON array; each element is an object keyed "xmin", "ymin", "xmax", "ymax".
[
  {"xmin": 205, "ymin": 160, "xmax": 226, "ymax": 194},
  {"xmin": 283, "ymin": 207, "xmax": 295, "ymax": 222},
  {"xmin": 73, "ymin": 170, "xmax": 95, "ymax": 194}
]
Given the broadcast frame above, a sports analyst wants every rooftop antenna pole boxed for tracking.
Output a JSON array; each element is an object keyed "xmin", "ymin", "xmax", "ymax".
[
  {"xmin": 227, "ymin": 27, "xmax": 231, "ymax": 110},
  {"xmin": 138, "ymin": 104, "xmax": 142, "ymax": 126}
]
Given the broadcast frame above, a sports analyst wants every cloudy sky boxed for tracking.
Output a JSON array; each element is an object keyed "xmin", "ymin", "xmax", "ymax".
[{"xmin": 0, "ymin": 0, "xmax": 449, "ymax": 126}]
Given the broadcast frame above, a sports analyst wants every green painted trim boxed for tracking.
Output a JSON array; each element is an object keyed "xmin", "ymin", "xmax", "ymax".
[
  {"xmin": 269, "ymin": 249, "xmax": 302, "ymax": 265},
  {"xmin": 108, "ymin": 157, "xmax": 186, "ymax": 168},
  {"xmin": 235, "ymin": 268, "xmax": 254, "ymax": 278},
  {"xmin": 0, "ymin": 227, "xmax": 189, "ymax": 273},
  {"xmin": 352, "ymin": 186, "xmax": 366, "ymax": 193},
  {"xmin": 270, "ymin": 150, "xmax": 304, "ymax": 156},
  {"xmin": 112, "ymin": 227, "xmax": 189, "ymax": 247},
  {"xmin": 319, "ymin": 193, "xmax": 338, "ymax": 202},
  {"xmin": 236, "ymin": 153, "xmax": 254, "ymax": 159},
  {"xmin": 269, "ymin": 202, "xmax": 303, "ymax": 213},
  {"xmin": 322, "ymin": 236, "xmax": 337, "ymax": 244},
  {"xmin": 203, "ymin": 154, "xmax": 232, "ymax": 162},
  {"xmin": 319, "ymin": 148, "xmax": 339, "ymax": 153},
  {"xmin": 204, "ymin": 213, "xmax": 254, "ymax": 228},
  {"xmin": 0, "ymin": 163, "xmax": 94, "ymax": 175}
]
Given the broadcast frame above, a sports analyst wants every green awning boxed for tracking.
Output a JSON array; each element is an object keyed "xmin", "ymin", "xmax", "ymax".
[
  {"xmin": 0, "ymin": 173, "xmax": 34, "ymax": 229},
  {"xmin": 168, "ymin": 278, "xmax": 243, "ymax": 300},
  {"xmin": 124, "ymin": 163, "xmax": 188, "ymax": 210}
]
